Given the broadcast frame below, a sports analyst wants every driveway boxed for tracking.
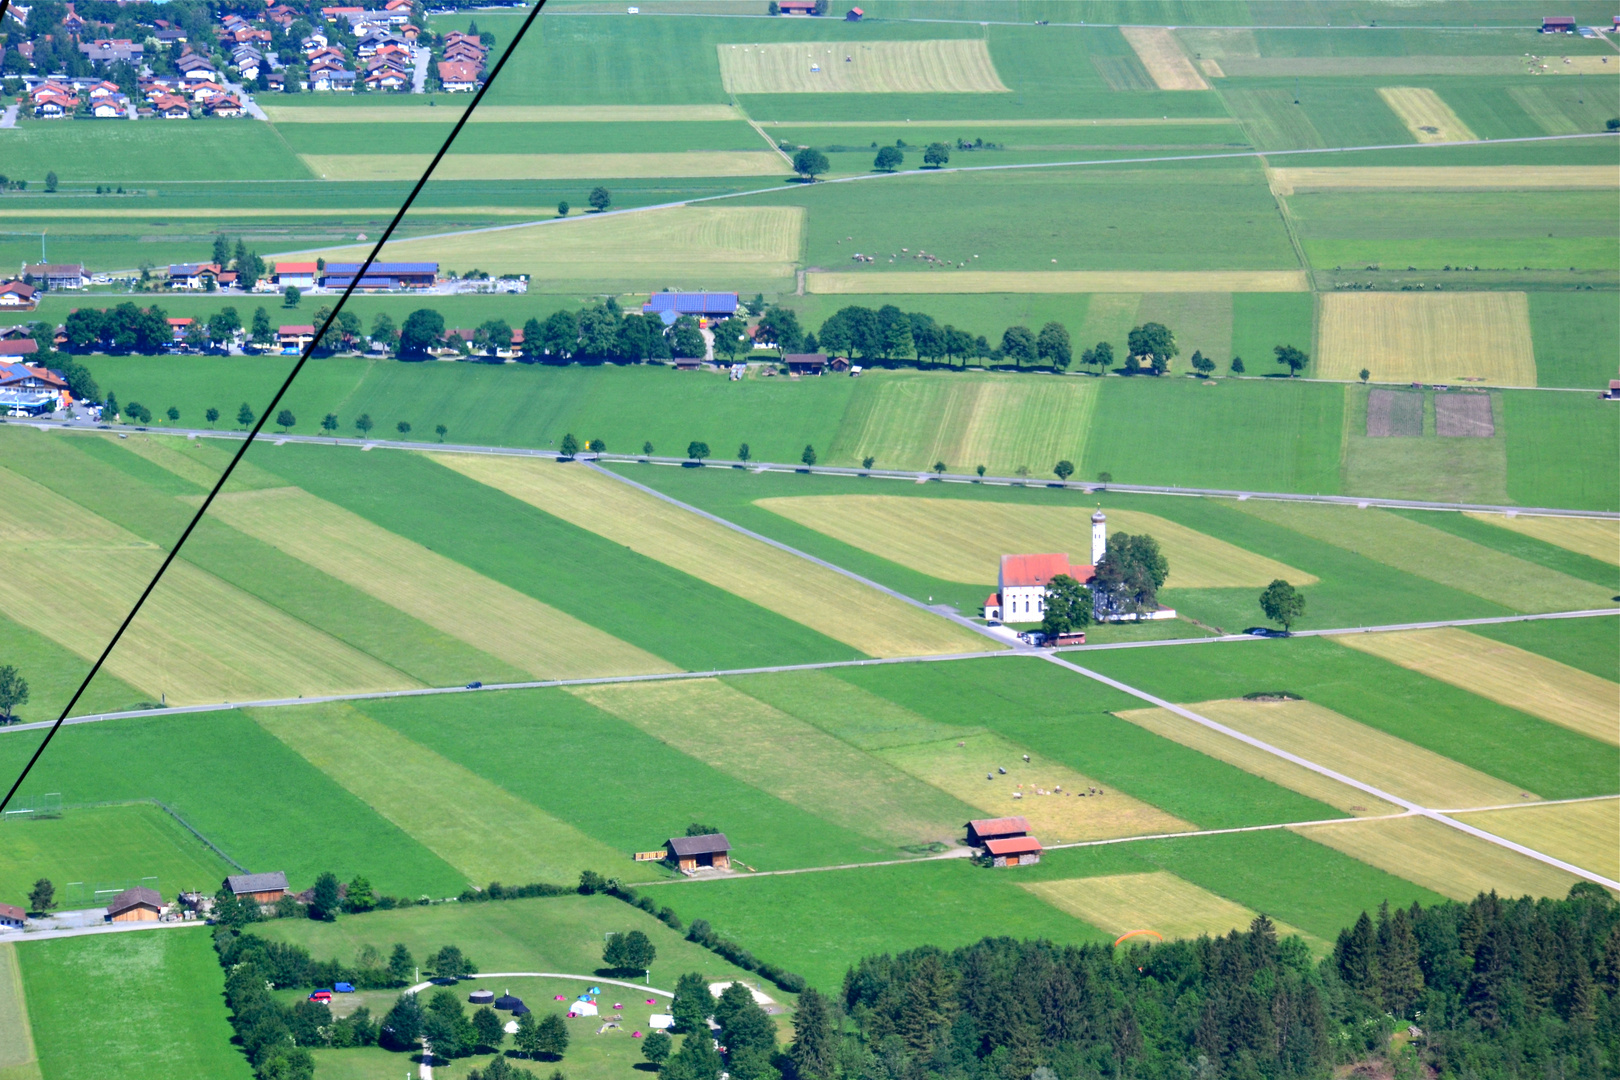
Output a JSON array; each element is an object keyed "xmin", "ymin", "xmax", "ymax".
[{"xmin": 412, "ymin": 45, "xmax": 430, "ymax": 93}]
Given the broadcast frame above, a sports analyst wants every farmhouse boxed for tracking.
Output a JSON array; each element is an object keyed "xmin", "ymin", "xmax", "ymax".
[
  {"xmin": 168, "ymin": 262, "xmax": 221, "ymax": 290},
  {"xmin": 0, "ymin": 281, "xmax": 37, "ymax": 307},
  {"xmin": 984, "ymin": 511, "xmax": 1106, "ymax": 622},
  {"xmin": 965, "ymin": 815, "xmax": 1030, "ymax": 847},
  {"xmin": 24, "ymin": 264, "xmax": 88, "ymax": 291},
  {"xmin": 777, "ymin": 0, "xmax": 818, "ymax": 12},
  {"xmin": 224, "ymin": 871, "xmax": 289, "ymax": 904},
  {"xmin": 665, "ymin": 832, "xmax": 731, "ymax": 872},
  {"xmin": 0, "ymin": 337, "xmax": 39, "ymax": 357},
  {"xmin": 105, "ymin": 886, "xmax": 164, "ymax": 922},
  {"xmin": 0, "ymin": 903, "xmax": 24, "ymax": 928},
  {"xmin": 1541, "ymin": 15, "xmax": 1577, "ymax": 31},
  {"xmin": 642, "ymin": 291, "xmax": 739, "ymax": 327}
]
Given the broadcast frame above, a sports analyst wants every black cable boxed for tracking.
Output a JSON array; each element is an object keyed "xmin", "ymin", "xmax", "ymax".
[{"xmin": 0, "ymin": 0, "xmax": 550, "ymax": 812}]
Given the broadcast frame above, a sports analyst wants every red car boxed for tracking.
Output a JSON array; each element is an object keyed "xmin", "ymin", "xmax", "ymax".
[{"xmin": 309, "ymin": 991, "xmax": 333, "ymax": 1004}]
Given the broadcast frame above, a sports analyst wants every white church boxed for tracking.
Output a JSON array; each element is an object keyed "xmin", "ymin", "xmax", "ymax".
[{"xmin": 982, "ymin": 510, "xmax": 1107, "ymax": 623}]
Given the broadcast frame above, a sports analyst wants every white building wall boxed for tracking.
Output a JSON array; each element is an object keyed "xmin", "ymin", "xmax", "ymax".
[{"xmin": 1002, "ymin": 585, "xmax": 1045, "ymax": 620}]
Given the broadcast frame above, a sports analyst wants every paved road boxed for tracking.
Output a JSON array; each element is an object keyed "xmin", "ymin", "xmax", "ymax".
[
  {"xmin": 222, "ymin": 78, "xmax": 268, "ymax": 121},
  {"xmin": 0, "ymin": 102, "xmax": 17, "ymax": 129},
  {"xmin": 11, "ymin": 417, "xmax": 1615, "ymax": 519},
  {"xmin": 412, "ymin": 44, "xmax": 430, "ymax": 93},
  {"xmin": 0, "ymin": 918, "xmax": 206, "ymax": 944},
  {"xmin": 1041, "ymin": 652, "xmax": 1620, "ymax": 892},
  {"xmin": 265, "ymin": 131, "xmax": 1617, "ymax": 259},
  {"xmin": 2, "ymin": 608, "xmax": 1611, "ymax": 735}
]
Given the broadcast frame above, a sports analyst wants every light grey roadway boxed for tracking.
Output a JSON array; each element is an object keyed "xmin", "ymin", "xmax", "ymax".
[
  {"xmin": 8, "ymin": 416, "xmax": 1615, "ymax": 520},
  {"xmin": 411, "ymin": 44, "xmax": 430, "ymax": 93},
  {"xmin": 1, "ymin": 608, "xmax": 1611, "ymax": 736},
  {"xmin": 0, "ymin": 102, "xmax": 17, "ymax": 128}
]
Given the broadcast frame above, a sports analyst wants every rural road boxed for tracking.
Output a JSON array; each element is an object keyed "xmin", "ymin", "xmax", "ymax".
[
  {"xmin": 0, "ymin": 103, "xmax": 17, "ymax": 129},
  {"xmin": 411, "ymin": 45, "xmax": 430, "ymax": 93},
  {"xmin": 9, "ymin": 416, "xmax": 1616, "ymax": 520},
  {"xmin": 1, "ymin": 608, "xmax": 1611, "ymax": 735}
]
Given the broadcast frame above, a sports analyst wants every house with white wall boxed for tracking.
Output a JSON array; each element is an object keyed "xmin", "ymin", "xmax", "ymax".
[{"xmin": 983, "ymin": 511, "xmax": 1107, "ymax": 622}]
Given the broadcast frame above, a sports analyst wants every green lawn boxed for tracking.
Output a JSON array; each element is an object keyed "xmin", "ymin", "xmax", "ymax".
[
  {"xmin": 275, "ymin": 120, "xmax": 769, "ymax": 156},
  {"xmin": 1, "ymin": 120, "xmax": 311, "ymax": 184},
  {"xmin": 1468, "ymin": 614, "xmax": 1620, "ymax": 682},
  {"xmin": 0, "ymin": 711, "xmax": 466, "ymax": 898},
  {"xmin": 1386, "ymin": 507, "xmax": 1618, "ymax": 593},
  {"xmin": 1503, "ymin": 390, "xmax": 1620, "ymax": 511},
  {"xmin": 1077, "ymin": 636, "xmax": 1620, "ymax": 800},
  {"xmin": 0, "ymin": 803, "xmax": 233, "ymax": 911},
  {"xmin": 1529, "ymin": 292, "xmax": 1620, "ymax": 390},
  {"xmin": 17, "ymin": 929, "xmax": 251, "ymax": 1080}
]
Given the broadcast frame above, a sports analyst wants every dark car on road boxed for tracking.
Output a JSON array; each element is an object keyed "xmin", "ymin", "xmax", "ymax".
[{"xmin": 1244, "ymin": 627, "xmax": 1288, "ymax": 638}]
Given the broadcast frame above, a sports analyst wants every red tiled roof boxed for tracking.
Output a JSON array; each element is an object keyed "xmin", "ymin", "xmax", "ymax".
[
  {"xmin": 1000, "ymin": 553, "xmax": 1071, "ymax": 588},
  {"xmin": 984, "ymin": 836, "xmax": 1043, "ymax": 856},
  {"xmin": 279, "ymin": 325, "xmax": 315, "ymax": 335},
  {"xmin": 0, "ymin": 903, "xmax": 24, "ymax": 922},
  {"xmin": 968, "ymin": 816, "xmax": 1029, "ymax": 839},
  {"xmin": 0, "ymin": 340, "xmax": 40, "ymax": 357},
  {"xmin": 984, "ymin": 592, "xmax": 999, "ymax": 608}
]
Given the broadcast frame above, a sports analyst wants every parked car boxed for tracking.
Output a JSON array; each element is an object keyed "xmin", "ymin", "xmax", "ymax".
[
  {"xmin": 1244, "ymin": 627, "xmax": 1287, "ymax": 638},
  {"xmin": 465, "ymin": 680, "xmax": 483, "ymax": 689}
]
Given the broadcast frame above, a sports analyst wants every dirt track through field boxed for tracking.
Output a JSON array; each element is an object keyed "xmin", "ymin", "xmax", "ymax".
[
  {"xmin": 717, "ymin": 40, "xmax": 1008, "ymax": 94},
  {"xmin": 1294, "ymin": 815, "xmax": 1582, "ymax": 901},
  {"xmin": 1454, "ymin": 798, "xmax": 1620, "ymax": 881},
  {"xmin": 208, "ymin": 486, "xmax": 674, "ymax": 680},
  {"xmin": 806, "ymin": 270, "xmax": 1309, "ymax": 293},
  {"xmin": 299, "ymin": 151, "xmax": 786, "ymax": 181},
  {"xmin": 1378, "ymin": 87, "xmax": 1478, "ymax": 143},
  {"xmin": 1317, "ymin": 292, "xmax": 1536, "ymax": 387},
  {"xmin": 755, "ymin": 496, "xmax": 1316, "ymax": 589},
  {"xmin": 1120, "ymin": 28, "xmax": 1209, "ymax": 90},
  {"xmin": 1464, "ymin": 513, "xmax": 1619, "ymax": 565},
  {"xmin": 1024, "ymin": 872, "xmax": 1321, "ymax": 946},
  {"xmin": 431, "ymin": 456, "xmax": 985, "ymax": 658},
  {"xmin": 1336, "ymin": 628, "xmax": 1620, "ymax": 745}
]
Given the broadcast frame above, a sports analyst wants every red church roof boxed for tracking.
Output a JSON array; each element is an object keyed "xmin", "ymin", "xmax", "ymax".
[{"xmin": 1000, "ymin": 553, "xmax": 1094, "ymax": 587}]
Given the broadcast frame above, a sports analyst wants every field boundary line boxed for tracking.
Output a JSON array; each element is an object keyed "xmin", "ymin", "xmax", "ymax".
[
  {"xmin": 1040, "ymin": 653, "xmax": 1620, "ymax": 892},
  {"xmin": 1435, "ymin": 793, "xmax": 1620, "ymax": 815},
  {"xmin": 10, "ymin": 420, "xmax": 1618, "ymax": 518}
]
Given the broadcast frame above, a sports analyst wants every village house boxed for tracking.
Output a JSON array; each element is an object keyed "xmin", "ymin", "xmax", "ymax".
[
  {"xmin": 0, "ymin": 338, "xmax": 38, "ymax": 357},
  {"xmin": 984, "ymin": 512, "xmax": 1106, "ymax": 622},
  {"xmin": 0, "ymin": 360, "xmax": 69, "ymax": 415},
  {"xmin": 79, "ymin": 37, "xmax": 143, "ymax": 65},
  {"xmin": 168, "ymin": 263, "xmax": 221, "ymax": 290},
  {"xmin": 105, "ymin": 886, "xmax": 164, "ymax": 922},
  {"xmin": 0, "ymin": 903, "xmax": 24, "ymax": 929},
  {"xmin": 365, "ymin": 67, "xmax": 409, "ymax": 91},
  {"xmin": 86, "ymin": 80, "xmax": 121, "ymax": 100},
  {"xmin": 155, "ymin": 94, "xmax": 193, "ymax": 119},
  {"xmin": 33, "ymin": 89, "xmax": 79, "ymax": 118},
  {"xmin": 665, "ymin": 833, "xmax": 732, "ymax": 873},
  {"xmin": 90, "ymin": 93, "xmax": 129, "ymax": 118},
  {"xmin": 24, "ymin": 264, "xmax": 88, "ymax": 291},
  {"xmin": 437, "ymin": 59, "xmax": 481, "ymax": 91},
  {"xmin": 0, "ymin": 282, "xmax": 39, "ymax": 308},
  {"xmin": 278, "ymin": 325, "xmax": 316, "ymax": 349},
  {"xmin": 224, "ymin": 871, "xmax": 289, "ymax": 905},
  {"xmin": 209, "ymin": 94, "xmax": 246, "ymax": 118}
]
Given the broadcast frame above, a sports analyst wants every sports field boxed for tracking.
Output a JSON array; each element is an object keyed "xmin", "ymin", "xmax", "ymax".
[
  {"xmin": 317, "ymin": 205, "xmax": 804, "ymax": 288},
  {"xmin": 431, "ymin": 455, "xmax": 985, "ymax": 658},
  {"xmin": 717, "ymin": 40, "xmax": 1008, "ymax": 94},
  {"xmin": 1316, "ymin": 293, "xmax": 1537, "ymax": 386},
  {"xmin": 754, "ymin": 495, "xmax": 1316, "ymax": 589},
  {"xmin": 804, "ymin": 271, "xmax": 1310, "ymax": 293},
  {"xmin": 1023, "ymin": 872, "xmax": 1320, "ymax": 947},
  {"xmin": 1464, "ymin": 512, "xmax": 1619, "ymax": 565},
  {"xmin": 1455, "ymin": 798, "xmax": 1620, "ymax": 882},
  {"xmin": 1335, "ymin": 628, "xmax": 1620, "ymax": 746},
  {"xmin": 299, "ymin": 151, "xmax": 787, "ymax": 181},
  {"xmin": 1120, "ymin": 28, "xmax": 1208, "ymax": 91},
  {"xmin": 208, "ymin": 484, "xmax": 674, "ymax": 680},
  {"xmin": 1293, "ymin": 815, "xmax": 1583, "ymax": 901}
]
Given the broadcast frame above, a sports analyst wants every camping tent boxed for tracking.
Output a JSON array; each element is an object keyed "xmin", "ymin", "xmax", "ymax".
[
  {"xmin": 568, "ymin": 1001, "xmax": 599, "ymax": 1017},
  {"xmin": 649, "ymin": 1013, "xmax": 674, "ymax": 1029},
  {"xmin": 495, "ymin": 994, "xmax": 524, "ymax": 1011},
  {"xmin": 469, "ymin": 990, "xmax": 495, "ymax": 1004}
]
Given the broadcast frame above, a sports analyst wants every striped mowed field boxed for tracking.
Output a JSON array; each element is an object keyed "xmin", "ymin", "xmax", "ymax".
[
  {"xmin": 755, "ymin": 496, "xmax": 1316, "ymax": 590},
  {"xmin": 317, "ymin": 205, "xmax": 804, "ymax": 288},
  {"xmin": 1316, "ymin": 293, "xmax": 1536, "ymax": 386},
  {"xmin": 0, "ymin": 942, "xmax": 37, "ymax": 1079},
  {"xmin": 1377, "ymin": 86, "xmax": 1478, "ymax": 143},
  {"xmin": 1111, "ymin": 704, "xmax": 1405, "ymax": 817},
  {"xmin": 1232, "ymin": 501, "xmax": 1616, "ymax": 614},
  {"xmin": 1294, "ymin": 816, "xmax": 1584, "ymax": 901},
  {"xmin": 570, "ymin": 679, "xmax": 976, "ymax": 849},
  {"xmin": 430, "ymin": 456, "xmax": 985, "ymax": 658},
  {"xmin": 1120, "ymin": 28, "xmax": 1208, "ymax": 90},
  {"xmin": 0, "ymin": 467, "xmax": 408, "ymax": 705},
  {"xmin": 829, "ymin": 373, "xmax": 1099, "ymax": 475},
  {"xmin": 1455, "ymin": 798, "xmax": 1620, "ymax": 882},
  {"xmin": 251, "ymin": 703, "xmax": 625, "ymax": 885},
  {"xmin": 265, "ymin": 104, "xmax": 744, "ymax": 123},
  {"xmin": 805, "ymin": 271, "xmax": 1310, "ymax": 294},
  {"xmin": 1335, "ymin": 628, "xmax": 1620, "ymax": 746},
  {"xmin": 725, "ymin": 669, "xmax": 972, "ymax": 751},
  {"xmin": 717, "ymin": 40, "xmax": 1008, "ymax": 94},
  {"xmin": 1023, "ymin": 873, "xmax": 1321, "ymax": 947},
  {"xmin": 877, "ymin": 732, "xmax": 1194, "ymax": 844},
  {"xmin": 298, "ymin": 151, "xmax": 787, "ymax": 181},
  {"xmin": 1266, "ymin": 166, "xmax": 1619, "ymax": 195},
  {"xmin": 1152, "ymin": 699, "xmax": 1533, "ymax": 810},
  {"xmin": 1464, "ymin": 513, "xmax": 1619, "ymax": 566},
  {"xmin": 207, "ymin": 486, "xmax": 675, "ymax": 680}
]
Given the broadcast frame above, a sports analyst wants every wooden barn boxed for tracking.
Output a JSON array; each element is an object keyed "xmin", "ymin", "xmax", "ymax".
[
  {"xmin": 666, "ymin": 832, "xmax": 731, "ymax": 872},
  {"xmin": 965, "ymin": 815, "xmax": 1030, "ymax": 847},
  {"xmin": 224, "ymin": 871, "xmax": 289, "ymax": 905},
  {"xmin": 983, "ymin": 836, "xmax": 1043, "ymax": 867},
  {"xmin": 106, "ymin": 886, "xmax": 164, "ymax": 922}
]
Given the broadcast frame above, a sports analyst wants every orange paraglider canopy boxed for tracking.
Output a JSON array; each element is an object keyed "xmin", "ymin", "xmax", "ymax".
[{"xmin": 1113, "ymin": 929, "xmax": 1164, "ymax": 946}]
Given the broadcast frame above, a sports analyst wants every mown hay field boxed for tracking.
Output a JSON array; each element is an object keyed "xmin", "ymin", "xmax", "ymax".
[
  {"xmin": 717, "ymin": 40, "xmax": 1008, "ymax": 94},
  {"xmin": 251, "ymin": 703, "xmax": 626, "ymax": 886},
  {"xmin": 0, "ymin": 467, "xmax": 408, "ymax": 705},
  {"xmin": 805, "ymin": 271, "xmax": 1310, "ymax": 293},
  {"xmin": 1024, "ymin": 872, "xmax": 1322, "ymax": 947},
  {"xmin": 1317, "ymin": 292, "xmax": 1536, "ymax": 386},
  {"xmin": 1120, "ymin": 28, "xmax": 1208, "ymax": 90},
  {"xmin": 265, "ymin": 104, "xmax": 743, "ymax": 123},
  {"xmin": 1162, "ymin": 699, "xmax": 1533, "ymax": 810},
  {"xmin": 827, "ymin": 373, "xmax": 1099, "ymax": 475},
  {"xmin": 320, "ymin": 205, "xmax": 803, "ymax": 287},
  {"xmin": 299, "ymin": 151, "xmax": 786, "ymax": 181},
  {"xmin": 1294, "ymin": 815, "xmax": 1583, "ymax": 901},
  {"xmin": 1465, "ymin": 513, "xmax": 1619, "ymax": 565},
  {"xmin": 1336, "ymin": 628, "xmax": 1620, "ymax": 747},
  {"xmin": 208, "ymin": 486, "xmax": 672, "ymax": 680},
  {"xmin": 1112, "ymin": 702, "xmax": 1403, "ymax": 817},
  {"xmin": 878, "ymin": 732, "xmax": 1193, "ymax": 844},
  {"xmin": 1232, "ymin": 502, "xmax": 1617, "ymax": 615},
  {"xmin": 1268, "ymin": 165, "xmax": 1619, "ymax": 195},
  {"xmin": 754, "ymin": 495, "xmax": 1316, "ymax": 590},
  {"xmin": 1456, "ymin": 798, "xmax": 1620, "ymax": 882},
  {"xmin": 1377, "ymin": 86, "xmax": 1479, "ymax": 142},
  {"xmin": 726, "ymin": 669, "xmax": 972, "ymax": 751},
  {"xmin": 570, "ymin": 679, "xmax": 977, "ymax": 849},
  {"xmin": 430, "ymin": 456, "xmax": 985, "ymax": 658},
  {"xmin": 0, "ymin": 942, "xmax": 35, "ymax": 1079}
]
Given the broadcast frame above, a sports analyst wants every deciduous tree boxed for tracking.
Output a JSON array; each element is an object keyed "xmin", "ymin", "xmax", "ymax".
[
  {"xmin": 1258, "ymin": 579, "xmax": 1305, "ymax": 632},
  {"xmin": 472, "ymin": 1006, "xmax": 505, "ymax": 1050},
  {"xmin": 355, "ymin": 413, "xmax": 374, "ymax": 438},
  {"xmin": 1036, "ymin": 322, "xmax": 1071, "ymax": 369},
  {"xmin": 1274, "ymin": 344, "xmax": 1308, "ymax": 377},
  {"xmin": 237, "ymin": 402, "xmax": 255, "ymax": 428},
  {"xmin": 1040, "ymin": 573, "xmax": 1093, "ymax": 638},
  {"xmin": 642, "ymin": 1030, "xmax": 672, "ymax": 1067},
  {"xmin": 559, "ymin": 433, "xmax": 580, "ymax": 458},
  {"xmin": 206, "ymin": 407, "xmax": 220, "ymax": 427},
  {"xmin": 1000, "ymin": 325, "xmax": 1037, "ymax": 368},
  {"xmin": 670, "ymin": 972, "xmax": 710, "ymax": 1034},
  {"xmin": 276, "ymin": 409, "xmax": 295, "ymax": 432},
  {"xmin": 792, "ymin": 147, "xmax": 830, "ymax": 181},
  {"xmin": 589, "ymin": 186, "xmax": 612, "ymax": 212},
  {"xmin": 400, "ymin": 308, "xmax": 446, "ymax": 355},
  {"xmin": 1127, "ymin": 322, "xmax": 1177, "ymax": 375},
  {"xmin": 801, "ymin": 444, "xmax": 817, "ymax": 467},
  {"xmin": 874, "ymin": 145, "xmax": 903, "ymax": 171},
  {"xmin": 309, "ymin": 871, "xmax": 341, "ymax": 920},
  {"xmin": 26, "ymin": 878, "xmax": 53, "ymax": 913},
  {"xmin": 923, "ymin": 142, "xmax": 950, "ymax": 167},
  {"xmin": 1053, "ymin": 460, "xmax": 1074, "ymax": 481},
  {"xmin": 283, "ymin": 285, "xmax": 301, "ymax": 308},
  {"xmin": 687, "ymin": 441, "xmax": 710, "ymax": 462}
]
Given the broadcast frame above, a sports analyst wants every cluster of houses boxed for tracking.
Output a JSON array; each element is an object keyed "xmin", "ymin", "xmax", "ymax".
[
  {"xmin": 24, "ymin": 45, "xmax": 245, "ymax": 120},
  {"xmin": 436, "ymin": 31, "xmax": 488, "ymax": 92}
]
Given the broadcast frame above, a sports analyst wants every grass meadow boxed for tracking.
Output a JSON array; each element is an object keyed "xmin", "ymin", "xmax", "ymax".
[
  {"xmin": 1469, "ymin": 614, "xmax": 1618, "ymax": 682},
  {"xmin": 1502, "ymin": 390, "xmax": 1620, "ymax": 511},
  {"xmin": 17, "ymin": 929, "xmax": 250, "ymax": 1080},
  {"xmin": 1528, "ymin": 292, "xmax": 1620, "ymax": 389}
]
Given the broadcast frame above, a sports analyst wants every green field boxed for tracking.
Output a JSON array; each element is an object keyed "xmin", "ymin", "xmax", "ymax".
[
  {"xmin": 0, "ymin": 803, "xmax": 233, "ymax": 911},
  {"xmin": 1528, "ymin": 292, "xmax": 1620, "ymax": 389},
  {"xmin": 1469, "ymin": 614, "xmax": 1620, "ymax": 682},
  {"xmin": 17, "ymin": 929, "xmax": 251, "ymax": 1080}
]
